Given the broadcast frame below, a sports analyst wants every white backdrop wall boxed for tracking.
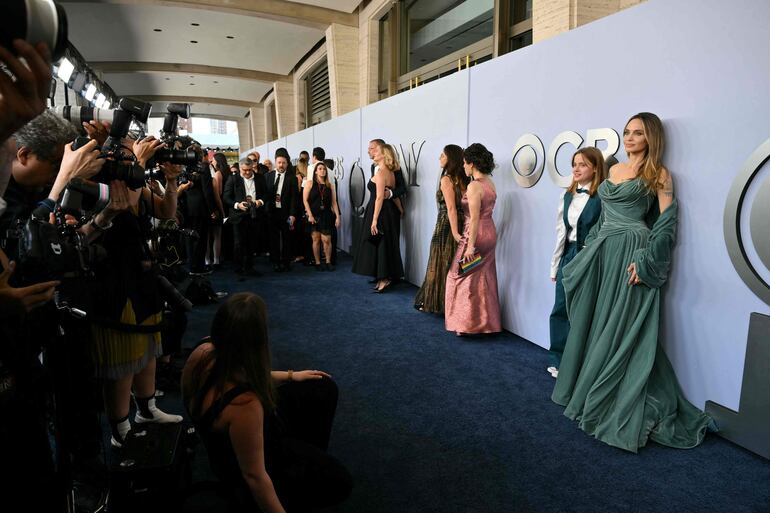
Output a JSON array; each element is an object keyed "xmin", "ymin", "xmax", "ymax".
[
  {"xmin": 314, "ymin": 109, "xmax": 362, "ymax": 255},
  {"xmin": 242, "ymin": 0, "xmax": 770, "ymax": 411}
]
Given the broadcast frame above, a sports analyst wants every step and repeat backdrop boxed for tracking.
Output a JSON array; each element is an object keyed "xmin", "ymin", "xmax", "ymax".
[{"xmin": 244, "ymin": 0, "xmax": 770, "ymax": 414}]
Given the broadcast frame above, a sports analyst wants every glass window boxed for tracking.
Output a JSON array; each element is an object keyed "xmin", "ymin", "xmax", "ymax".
[
  {"xmin": 400, "ymin": 0, "xmax": 495, "ymax": 74},
  {"xmin": 510, "ymin": 0, "xmax": 532, "ymax": 26},
  {"xmin": 378, "ymin": 12, "xmax": 392, "ymax": 96},
  {"xmin": 508, "ymin": 29, "xmax": 532, "ymax": 52}
]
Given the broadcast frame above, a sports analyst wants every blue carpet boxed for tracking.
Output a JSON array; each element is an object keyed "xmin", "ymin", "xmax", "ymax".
[{"xmin": 174, "ymin": 254, "xmax": 770, "ymax": 513}]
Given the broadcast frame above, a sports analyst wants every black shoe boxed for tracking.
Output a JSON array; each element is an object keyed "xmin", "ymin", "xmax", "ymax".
[
  {"xmin": 325, "ymin": 263, "xmax": 335, "ymax": 271},
  {"xmin": 315, "ymin": 263, "xmax": 322, "ymax": 272},
  {"xmin": 368, "ymin": 278, "xmax": 378, "ymax": 284}
]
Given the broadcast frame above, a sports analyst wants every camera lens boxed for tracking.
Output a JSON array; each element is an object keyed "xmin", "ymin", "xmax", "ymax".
[{"xmin": 1, "ymin": 0, "xmax": 69, "ymax": 61}]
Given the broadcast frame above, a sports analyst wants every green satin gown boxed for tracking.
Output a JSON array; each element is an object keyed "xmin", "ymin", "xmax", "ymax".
[{"xmin": 551, "ymin": 177, "xmax": 712, "ymax": 453}]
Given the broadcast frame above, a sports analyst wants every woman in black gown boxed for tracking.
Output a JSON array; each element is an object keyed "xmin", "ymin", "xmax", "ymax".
[{"xmin": 351, "ymin": 143, "xmax": 404, "ymax": 292}]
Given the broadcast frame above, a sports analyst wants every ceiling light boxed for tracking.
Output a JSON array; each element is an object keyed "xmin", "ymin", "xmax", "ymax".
[
  {"xmin": 213, "ymin": 81, "xmax": 219, "ymax": 84},
  {"xmin": 85, "ymin": 84, "xmax": 97, "ymax": 101},
  {"xmin": 95, "ymin": 93, "xmax": 106, "ymax": 108},
  {"xmin": 56, "ymin": 58, "xmax": 74, "ymax": 83},
  {"xmin": 190, "ymin": 40, "xmax": 198, "ymax": 44},
  {"xmin": 189, "ymin": 83, "xmax": 195, "ymax": 86},
  {"xmin": 191, "ymin": 22, "xmax": 199, "ymax": 26},
  {"xmin": 154, "ymin": 28, "xmax": 162, "ymax": 32},
  {"xmin": 226, "ymin": 36, "xmax": 234, "ymax": 39},
  {"xmin": 165, "ymin": 77, "xmax": 170, "ymax": 80}
]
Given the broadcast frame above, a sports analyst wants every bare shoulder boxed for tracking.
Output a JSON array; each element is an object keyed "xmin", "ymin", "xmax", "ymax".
[
  {"xmin": 439, "ymin": 175, "xmax": 453, "ymax": 188},
  {"xmin": 608, "ymin": 162, "xmax": 622, "ymax": 178}
]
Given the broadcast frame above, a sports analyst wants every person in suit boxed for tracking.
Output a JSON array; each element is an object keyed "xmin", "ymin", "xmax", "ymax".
[
  {"xmin": 224, "ymin": 158, "xmax": 266, "ymax": 276},
  {"xmin": 265, "ymin": 155, "xmax": 299, "ymax": 271},
  {"xmin": 547, "ymin": 147, "xmax": 605, "ymax": 378}
]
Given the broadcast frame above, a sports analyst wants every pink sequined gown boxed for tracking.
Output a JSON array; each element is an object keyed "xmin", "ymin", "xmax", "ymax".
[{"xmin": 445, "ymin": 178, "xmax": 501, "ymax": 334}]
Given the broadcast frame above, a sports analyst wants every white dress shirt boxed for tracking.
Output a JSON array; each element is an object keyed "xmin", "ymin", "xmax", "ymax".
[
  {"xmin": 550, "ymin": 187, "xmax": 592, "ymax": 279},
  {"xmin": 274, "ymin": 171, "xmax": 286, "ymax": 208}
]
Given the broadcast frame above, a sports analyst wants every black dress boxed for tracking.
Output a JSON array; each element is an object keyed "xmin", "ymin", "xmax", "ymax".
[
  {"xmin": 192, "ymin": 378, "xmax": 352, "ymax": 512},
  {"xmin": 351, "ymin": 180, "xmax": 404, "ymax": 280},
  {"xmin": 307, "ymin": 180, "xmax": 336, "ymax": 235}
]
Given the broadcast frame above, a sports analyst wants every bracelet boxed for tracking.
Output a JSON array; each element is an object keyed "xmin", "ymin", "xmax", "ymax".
[{"xmin": 287, "ymin": 370, "xmax": 293, "ymax": 381}]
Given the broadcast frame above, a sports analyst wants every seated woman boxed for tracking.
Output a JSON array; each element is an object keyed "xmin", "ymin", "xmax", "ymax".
[{"xmin": 182, "ymin": 292, "xmax": 352, "ymax": 512}]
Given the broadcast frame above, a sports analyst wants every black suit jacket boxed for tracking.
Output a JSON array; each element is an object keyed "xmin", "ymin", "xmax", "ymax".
[
  {"xmin": 370, "ymin": 163, "xmax": 407, "ymax": 200},
  {"xmin": 185, "ymin": 166, "xmax": 217, "ymax": 217},
  {"xmin": 264, "ymin": 170, "xmax": 299, "ymax": 220},
  {"xmin": 224, "ymin": 174, "xmax": 265, "ymax": 225}
]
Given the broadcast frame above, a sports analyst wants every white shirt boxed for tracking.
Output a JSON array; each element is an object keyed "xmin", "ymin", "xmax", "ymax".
[
  {"xmin": 274, "ymin": 170, "xmax": 286, "ymax": 208},
  {"xmin": 550, "ymin": 187, "xmax": 591, "ymax": 279}
]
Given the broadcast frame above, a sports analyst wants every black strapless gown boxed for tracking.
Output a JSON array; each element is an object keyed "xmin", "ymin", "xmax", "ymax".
[{"xmin": 351, "ymin": 180, "xmax": 404, "ymax": 280}]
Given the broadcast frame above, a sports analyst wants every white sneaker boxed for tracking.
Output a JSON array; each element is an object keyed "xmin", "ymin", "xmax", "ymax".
[
  {"xmin": 134, "ymin": 398, "xmax": 183, "ymax": 424},
  {"xmin": 547, "ymin": 366, "xmax": 559, "ymax": 378},
  {"xmin": 110, "ymin": 436, "xmax": 123, "ymax": 448}
]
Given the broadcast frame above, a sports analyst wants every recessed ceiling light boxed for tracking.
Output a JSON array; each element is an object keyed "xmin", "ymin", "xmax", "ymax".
[
  {"xmin": 226, "ymin": 36, "xmax": 235, "ymax": 39},
  {"xmin": 191, "ymin": 22, "xmax": 199, "ymax": 26},
  {"xmin": 189, "ymin": 83, "xmax": 195, "ymax": 86},
  {"xmin": 213, "ymin": 81, "xmax": 219, "ymax": 84},
  {"xmin": 165, "ymin": 77, "xmax": 170, "ymax": 80},
  {"xmin": 190, "ymin": 40, "xmax": 198, "ymax": 44},
  {"xmin": 154, "ymin": 28, "xmax": 162, "ymax": 32}
]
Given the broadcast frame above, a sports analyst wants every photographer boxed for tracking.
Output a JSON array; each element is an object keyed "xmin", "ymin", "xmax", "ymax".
[
  {"xmin": 0, "ymin": 38, "xmax": 83, "ymax": 511},
  {"xmin": 224, "ymin": 158, "xmax": 265, "ymax": 276},
  {"xmin": 86, "ymin": 137, "xmax": 185, "ymax": 448},
  {"xmin": 181, "ymin": 144, "xmax": 217, "ymax": 274}
]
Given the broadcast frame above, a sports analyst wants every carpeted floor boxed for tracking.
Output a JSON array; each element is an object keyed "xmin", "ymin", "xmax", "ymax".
[{"xmin": 150, "ymin": 253, "xmax": 770, "ymax": 513}]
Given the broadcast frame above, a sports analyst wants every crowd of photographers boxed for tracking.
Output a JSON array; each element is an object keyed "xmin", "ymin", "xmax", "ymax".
[{"xmin": 0, "ymin": 38, "xmax": 227, "ymax": 510}]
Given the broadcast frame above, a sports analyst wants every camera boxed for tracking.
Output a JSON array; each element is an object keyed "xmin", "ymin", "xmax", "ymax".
[
  {"xmin": 71, "ymin": 135, "xmax": 145, "ymax": 189},
  {"xmin": 161, "ymin": 103, "xmax": 191, "ymax": 144},
  {"xmin": 244, "ymin": 195, "xmax": 259, "ymax": 219},
  {"xmin": 1, "ymin": 0, "xmax": 68, "ymax": 61}
]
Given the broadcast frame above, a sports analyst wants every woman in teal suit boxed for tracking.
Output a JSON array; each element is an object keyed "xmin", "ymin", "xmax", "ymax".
[
  {"xmin": 547, "ymin": 147, "xmax": 605, "ymax": 378},
  {"xmin": 552, "ymin": 112, "xmax": 713, "ymax": 452}
]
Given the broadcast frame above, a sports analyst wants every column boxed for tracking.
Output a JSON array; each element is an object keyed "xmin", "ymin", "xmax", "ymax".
[
  {"xmin": 326, "ymin": 23, "xmax": 361, "ymax": 116},
  {"xmin": 249, "ymin": 105, "xmax": 266, "ymax": 147},
  {"xmin": 273, "ymin": 80, "xmax": 297, "ymax": 137},
  {"xmin": 533, "ymin": 0, "xmax": 646, "ymax": 43}
]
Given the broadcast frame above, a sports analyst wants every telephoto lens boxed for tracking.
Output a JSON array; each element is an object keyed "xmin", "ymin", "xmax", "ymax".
[
  {"xmin": 1, "ymin": 0, "xmax": 69, "ymax": 61},
  {"xmin": 54, "ymin": 106, "xmax": 115, "ymax": 130}
]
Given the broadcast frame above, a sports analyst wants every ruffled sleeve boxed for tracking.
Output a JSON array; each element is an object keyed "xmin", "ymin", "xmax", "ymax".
[{"xmin": 633, "ymin": 198, "xmax": 678, "ymax": 289}]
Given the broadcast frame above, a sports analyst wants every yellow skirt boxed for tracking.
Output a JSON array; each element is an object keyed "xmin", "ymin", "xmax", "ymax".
[{"xmin": 91, "ymin": 299, "xmax": 163, "ymax": 380}]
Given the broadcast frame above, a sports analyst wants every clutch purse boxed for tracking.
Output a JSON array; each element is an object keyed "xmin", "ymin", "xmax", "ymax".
[
  {"xmin": 458, "ymin": 253, "xmax": 483, "ymax": 274},
  {"xmin": 368, "ymin": 230, "xmax": 384, "ymax": 244}
]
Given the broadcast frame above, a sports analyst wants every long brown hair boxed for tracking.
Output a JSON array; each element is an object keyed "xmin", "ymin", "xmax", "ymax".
[
  {"xmin": 312, "ymin": 161, "xmax": 332, "ymax": 188},
  {"xmin": 190, "ymin": 293, "xmax": 275, "ymax": 417},
  {"xmin": 443, "ymin": 144, "xmax": 469, "ymax": 194},
  {"xmin": 626, "ymin": 112, "xmax": 666, "ymax": 190},
  {"xmin": 567, "ymin": 147, "xmax": 606, "ymax": 196}
]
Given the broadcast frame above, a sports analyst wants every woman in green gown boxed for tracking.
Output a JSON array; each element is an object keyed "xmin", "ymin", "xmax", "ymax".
[{"xmin": 551, "ymin": 112, "xmax": 713, "ymax": 453}]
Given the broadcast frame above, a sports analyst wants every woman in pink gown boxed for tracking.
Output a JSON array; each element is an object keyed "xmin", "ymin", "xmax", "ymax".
[{"xmin": 445, "ymin": 143, "xmax": 501, "ymax": 335}]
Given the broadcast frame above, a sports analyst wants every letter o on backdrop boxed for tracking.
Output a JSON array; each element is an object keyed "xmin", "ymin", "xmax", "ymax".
[{"xmin": 512, "ymin": 134, "xmax": 545, "ymax": 188}]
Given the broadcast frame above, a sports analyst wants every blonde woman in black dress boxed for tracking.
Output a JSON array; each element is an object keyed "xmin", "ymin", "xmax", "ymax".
[{"xmin": 414, "ymin": 144, "xmax": 468, "ymax": 312}]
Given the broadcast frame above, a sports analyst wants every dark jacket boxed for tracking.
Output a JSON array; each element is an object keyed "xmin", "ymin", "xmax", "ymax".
[
  {"xmin": 224, "ymin": 174, "xmax": 266, "ymax": 225},
  {"xmin": 264, "ymin": 170, "xmax": 299, "ymax": 220}
]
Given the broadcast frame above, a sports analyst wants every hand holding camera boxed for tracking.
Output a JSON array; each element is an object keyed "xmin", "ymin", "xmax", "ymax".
[
  {"xmin": 0, "ymin": 40, "xmax": 52, "ymax": 142},
  {"xmin": 0, "ymin": 248, "xmax": 59, "ymax": 317},
  {"xmin": 133, "ymin": 136, "xmax": 166, "ymax": 168},
  {"xmin": 82, "ymin": 120, "xmax": 111, "ymax": 146}
]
